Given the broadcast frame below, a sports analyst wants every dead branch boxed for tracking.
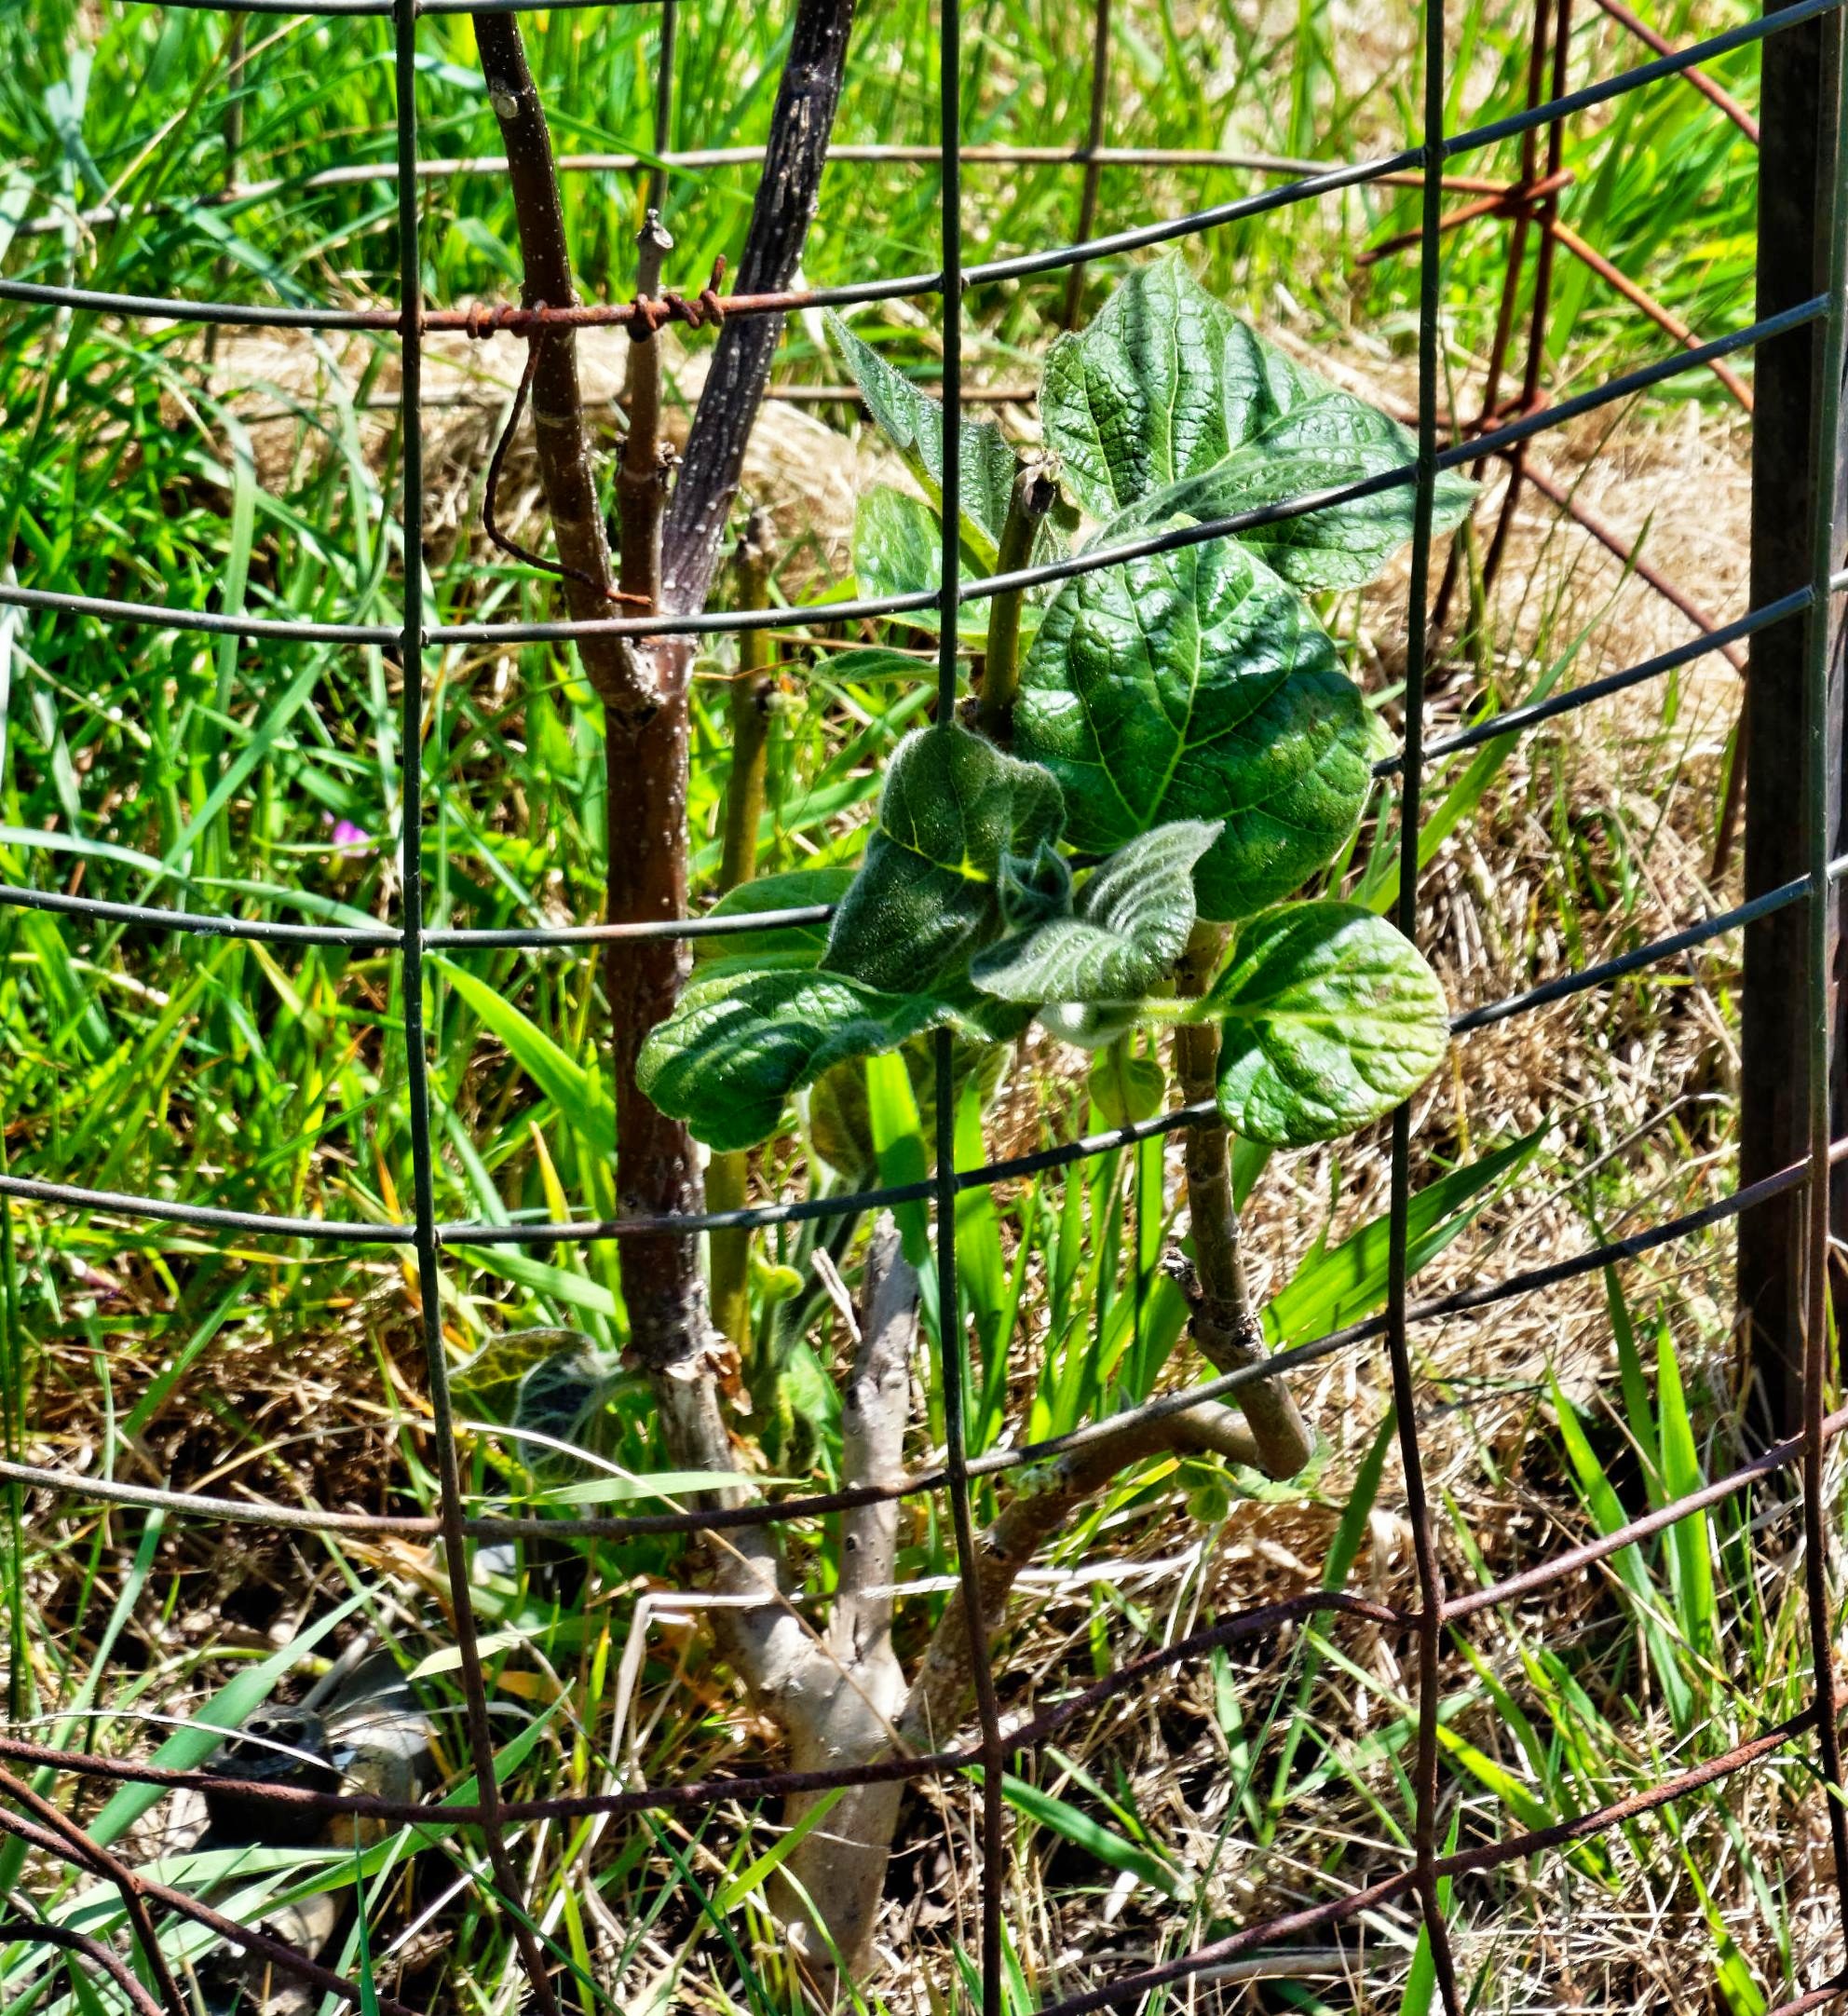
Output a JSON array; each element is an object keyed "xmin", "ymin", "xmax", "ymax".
[{"xmin": 658, "ymin": 0, "xmax": 857, "ymax": 618}]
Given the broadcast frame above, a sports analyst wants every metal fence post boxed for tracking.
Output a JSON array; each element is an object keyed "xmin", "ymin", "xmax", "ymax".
[{"xmin": 1740, "ymin": 0, "xmax": 1847, "ymax": 1442}]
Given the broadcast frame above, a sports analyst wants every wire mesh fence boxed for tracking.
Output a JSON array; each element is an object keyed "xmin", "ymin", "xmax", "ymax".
[{"xmin": 0, "ymin": 0, "xmax": 1844, "ymax": 2011}]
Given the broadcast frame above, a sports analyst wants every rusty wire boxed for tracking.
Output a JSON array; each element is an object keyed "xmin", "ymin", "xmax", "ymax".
[{"xmin": 2, "ymin": 0, "xmax": 1846, "ymax": 2011}]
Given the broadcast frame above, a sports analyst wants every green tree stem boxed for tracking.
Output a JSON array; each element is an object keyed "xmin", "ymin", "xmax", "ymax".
[
  {"xmin": 1173, "ymin": 921, "xmax": 1312, "ymax": 1479},
  {"xmin": 709, "ymin": 516, "xmax": 776, "ymax": 1357},
  {"xmin": 717, "ymin": 512, "xmax": 775, "ymax": 894},
  {"xmin": 975, "ymin": 455, "xmax": 1058, "ymax": 743}
]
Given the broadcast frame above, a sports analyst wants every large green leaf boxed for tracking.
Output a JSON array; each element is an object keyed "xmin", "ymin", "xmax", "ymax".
[
  {"xmin": 827, "ymin": 312, "xmax": 1018, "ymax": 565},
  {"xmin": 691, "ymin": 866, "xmax": 855, "ymax": 973},
  {"xmin": 1040, "ymin": 258, "xmax": 1473, "ymax": 591},
  {"xmin": 1013, "ymin": 536, "xmax": 1370, "ymax": 921},
  {"xmin": 849, "ymin": 484, "xmax": 1041, "ymax": 647},
  {"xmin": 972, "ymin": 820, "xmax": 1216, "ymax": 1005},
  {"xmin": 823, "ymin": 723, "xmax": 1066, "ymax": 993},
  {"xmin": 1203, "ymin": 902, "xmax": 1449, "ymax": 1144},
  {"xmin": 636, "ymin": 966, "xmax": 958, "ymax": 1151}
]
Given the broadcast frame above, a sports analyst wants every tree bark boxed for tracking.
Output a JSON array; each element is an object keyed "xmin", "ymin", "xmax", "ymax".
[{"xmin": 777, "ymin": 1223, "xmax": 915, "ymax": 1986}]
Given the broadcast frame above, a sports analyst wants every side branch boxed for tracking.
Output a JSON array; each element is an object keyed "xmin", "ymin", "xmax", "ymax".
[
  {"xmin": 896, "ymin": 1400, "xmax": 1259, "ymax": 1754},
  {"xmin": 618, "ymin": 211, "xmax": 675, "ymax": 608},
  {"xmin": 474, "ymin": 16, "xmax": 655, "ymax": 717},
  {"xmin": 1173, "ymin": 924, "xmax": 1312, "ymax": 1479}
]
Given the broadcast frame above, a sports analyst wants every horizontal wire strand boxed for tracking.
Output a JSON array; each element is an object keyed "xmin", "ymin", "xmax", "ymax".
[
  {"xmin": 4, "ymin": 864, "xmax": 1834, "ymax": 1248},
  {"xmin": 0, "ymin": 1450, "xmax": 1828, "ymax": 1828},
  {"xmin": 5, "ymin": 1140, "xmax": 1838, "ymax": 1549},
  {"xmin": 4, "ymin": 0, "xmax": 1830, "ymax": 319},
  {"xmin": 2, "ymin": 301, "xmax": 1823, "ymax": 652},
  {"xmin": 4, "ymin": 583, "xmax": 1831, "ymax": 953}
]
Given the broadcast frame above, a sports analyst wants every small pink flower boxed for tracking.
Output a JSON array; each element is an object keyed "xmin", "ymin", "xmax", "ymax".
[{"xmin": 322, "ymin": 814, "xmax": 373, "ymax": 856}]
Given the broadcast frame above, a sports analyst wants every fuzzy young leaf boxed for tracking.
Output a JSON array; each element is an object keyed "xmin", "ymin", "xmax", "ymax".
[
  {"xmin": 824, "ymin": 723, "xmax": 1066, "ymax": 993},
  {"xmin": 972, "ymin": 820, "xmax": 1217, "ymax": 1004},
  {"xmin": 636, "ymin": 967, "xmax": 959, "ymax": 1151},
  {"xmin": 1088, "ymin": 1046, "xmax": 1167, "ymax": 1126},
  {"xmin": 998, "ymin": 839, "xmax": 1074, "ymax": 932},
  {"xmin": 1204, "ymin": 902, "xmax": 1449, "ymax": 1144},
  {"xmin": 1013, "ymin": 535, "xmax": 1370, "ymax": 921},
  {"xmin": 1040, "ymin": 257, "xmax": 1473, "ymax": 591},
  {"xmin": 827, "ymin": 312, "xmax": 1018, "ymax": 564}
]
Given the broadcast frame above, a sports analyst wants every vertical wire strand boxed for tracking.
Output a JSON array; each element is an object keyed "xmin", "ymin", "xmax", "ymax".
[
  {"xmin": 646, "ymin": 0, "xmax": 676, "ymax": 216},
  {"xmin": 935, "ymin": 0, "xmax": 1004, "ymax": 2006},
  {"xmin": 1059, "ymin": 0, "xmax": 1111, "ymax": 327},
  {"xmin": 1385, "ymin": 2, "xmax": 1464, "ymax": 2010},
  {"xmin": 1802, "ymin": 0, "xmax": 1848, "ymax": 1943},
  {"xmin": 390, "ymin": 8, "xmax": 561, "ymax": 2011}
]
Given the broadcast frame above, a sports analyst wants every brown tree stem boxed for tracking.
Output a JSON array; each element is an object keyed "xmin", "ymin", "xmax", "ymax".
[
  {"xmin": 474, "ymin": 15, "xmax": 653, "ymax": 718},
  {"xmin": 471, "ymin": 17, "xmax": 711, "ymax": 1492},
  {"xmin": 617, "ymin": 211, "xmax": 674, "ymax": 608},
  {"xmin": 1173, "ymin": 924, "xmax": 1312, "ymax": 1479}
]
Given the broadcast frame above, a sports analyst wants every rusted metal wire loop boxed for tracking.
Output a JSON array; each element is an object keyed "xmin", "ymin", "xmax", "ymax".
[
  {"xmin": 0, "ymin": 1172, "xmax": 1831, "ymax": 1542},
  {"xmin": 2, "ymin": 0, "xmax": 1834, "ymax": 334},
  {"xmin": 0, "ymin": 293, "xmax": 1821, "ymax": 654}
]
